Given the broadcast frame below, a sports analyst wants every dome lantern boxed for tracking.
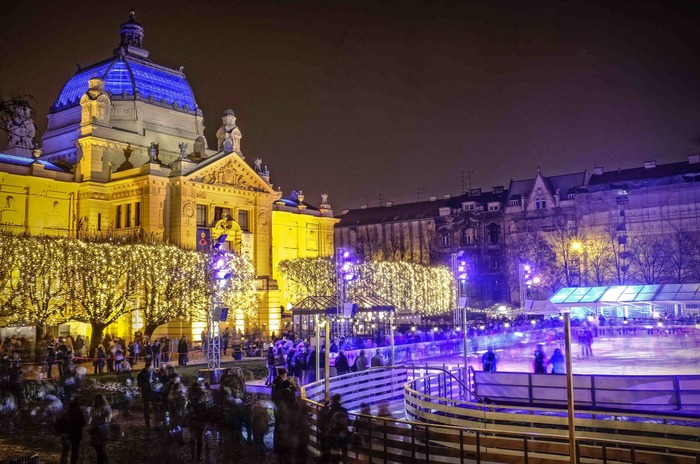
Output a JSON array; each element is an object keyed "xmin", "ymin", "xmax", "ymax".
[{"xmin": 113, "ymin": 10, "xmax": 149, "ymax": 59}]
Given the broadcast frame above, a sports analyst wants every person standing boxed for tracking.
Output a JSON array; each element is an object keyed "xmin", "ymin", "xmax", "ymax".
[
  {"xmin": 222, "ymin": 328, "xmax": 230, "ymax": 356},
  {"xmin": 46, "ymin": 343, "xmax": 57, "ymax": 379},
  {"xmin": 89, "ymin": 394, "xmax": 112, "ymax": 464},
  {"xmin": 151, "ymin": 339, "xmax": 161, "ymax": 369},
  {"xmin": 264, "ymin": 347, "xmax": 276, "ymax": 387},
  {"xmin": 94, "ymin": 346, "xmax": 106, "ymax": 374},
  {"xmin": 334, "ymin": 350, "xmax": 349, "ymax": 375},
  {"xmin": 533, "ymin": 344, "xmax": 547, "ymax": 374},
  {"xmin": 177, "ymin": 336, "xmax": 189, "ymax": 366},
  {"xmin": 8, "ymin": 360, "xmax": 23, "ymax": 408},
  {"xmin": 548, "ymin": 348, "xmax": 566, "ymax": 374},
  {"xmin": 136, "ymin": 363, "xmax": 155, "ymax": 428},
  {"xmin": 482, "ymin": 346, "xmax": 498, "ymax": 372},
  {"xmin": 73, "ymin": 336, "xmax": 85, "ymax": 362},
  {"xmin": 370, "ymin": 349, "xmax": 384, "ymax": 367},
  {"xmin": 57, "ymin": 397, "xmax": 85, "ymax": 464},
  {"xmin": 354, "ymin": 349, "xmax": 369, "ymax": 372}
]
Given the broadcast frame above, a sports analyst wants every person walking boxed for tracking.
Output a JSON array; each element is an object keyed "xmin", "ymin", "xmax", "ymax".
[
  {"xmin": 88, "ymin": 394, "xmax": 112, "ymax": 464},
  {"xmin": 57, "ymin": 397, "xmax": 85, "ymax": 464},
  {"xmin": 482, "ymin": 346, "xmax": 498, "ymax": 372},
  {"xmin": 177, "ymin": 336, "xmax": 189, "ymax": 366}
]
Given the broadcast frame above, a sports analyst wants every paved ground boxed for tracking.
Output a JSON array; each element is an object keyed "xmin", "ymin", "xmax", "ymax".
[{"xmin": 3, "ymin": 329, "xmax": 699, "ymax": 463}]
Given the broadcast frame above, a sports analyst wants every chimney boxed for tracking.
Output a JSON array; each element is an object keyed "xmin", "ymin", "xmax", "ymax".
[
  {"xmin": 360, "ymin": 204, "xmax": 368, "ymax": 209},
  {"xmin": 644, "ymin": 160, "xmax": 656, "ymax": 169},
  {"xmin": 689, "ymin": 154, "xmax": 700, "ymax": 165},
  {"xmin": 593, "ymin": 166, "xmax": 604, "ymax": 175},
  {"xmin": 341, "ymin": 209, "xmax": 350, "ymax": 215},
  {"xmin": 470, "ymin": 188, "xmax": 482, "ymax": 196},
  {"xmin": 429, "ymin": 196, "xmax": 437, "ymax": 202},
  {"xmin": 385, "ymin": 201, "xmax": 393, "ymax": 207},
  {"xmin": 443, "ymin": 194, "xmax": 451, "ymax": 199}
]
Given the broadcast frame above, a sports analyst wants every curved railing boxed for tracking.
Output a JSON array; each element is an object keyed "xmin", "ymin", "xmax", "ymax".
[{"xmin": 300, "ymin": 365, "xmax": 700, "ymax": 463}]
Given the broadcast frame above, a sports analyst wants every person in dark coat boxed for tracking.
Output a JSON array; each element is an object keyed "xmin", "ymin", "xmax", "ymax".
[
  {"xmin": 533, "ymin": 344, "xmax": 547, "ymax": 374},
  {"xmin": 137, "ymin": 362, "xmax": 155, "ymax": 428},
  {"xmin": 58, "ymin": 397, "xmax": 86, "ymax": 464},
  {"xmin": 8, "ymin": 360, "xmax": 23, "ymax": 408},
  {"xmin": 94, "ymin": 346, "xmax": 106, "ymax": 374},
  {"xmin": 335, "ymin": 350, "xmax": 349, "ymax": 375},
  {"xmin": 482, "ymin": 346, "xmax": 498, "ymax": 372},
  {"xmin": 46, "ymin": 343, "xmax": 56, "ymax": 379},
  {"xmin": 89, "ymin": 394, "xmax": 112, "ymax": 464},
  {"xmin": 177, "ymin": 336, "xmax": 189, "ymax": 366}
]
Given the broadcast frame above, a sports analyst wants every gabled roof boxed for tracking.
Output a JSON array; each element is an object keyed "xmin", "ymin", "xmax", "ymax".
[
  {"xmin": 507, "ymin": 171, "xmax": 586, "ymax": 201},
  {"xmin": 0, "ymin": 153, "xmax": 67, "ymax": 172}
]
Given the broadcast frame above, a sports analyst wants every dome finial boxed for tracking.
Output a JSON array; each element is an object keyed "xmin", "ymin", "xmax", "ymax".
[{"xmin": 115, "ymin": 10, "xmax": 149, "ymax": 58}]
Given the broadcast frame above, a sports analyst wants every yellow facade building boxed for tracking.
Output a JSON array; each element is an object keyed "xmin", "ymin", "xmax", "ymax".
[{"xmin": 0, "ymin": 12, "xmax": 337, "ymax": 340}]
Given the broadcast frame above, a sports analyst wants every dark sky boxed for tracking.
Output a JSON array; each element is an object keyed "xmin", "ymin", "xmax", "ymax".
[{"xmin": 2, "ymin": 1, "xmax": 699, "ymax": 211}]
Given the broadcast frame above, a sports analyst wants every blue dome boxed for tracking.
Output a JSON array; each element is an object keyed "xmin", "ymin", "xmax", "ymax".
[{"xmin": 52, "ymin": 56, "xmax": 197, "ymax": 113}]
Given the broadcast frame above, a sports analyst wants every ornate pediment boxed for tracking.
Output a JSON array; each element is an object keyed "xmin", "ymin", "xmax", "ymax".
[{"xmin": 188, "ymin": 155, "xmax": 274, "ymax": 193}]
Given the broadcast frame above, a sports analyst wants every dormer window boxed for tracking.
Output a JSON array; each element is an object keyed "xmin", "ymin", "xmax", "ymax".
[
  {"xmin": 488, "ymin": 202, "xmax": 500, "ymax": 211},
  {"xmin": 568, "ymin": 193, "xmax": 576, "ymax": 200},
  {"xmin": 535, "ymin": 197, "xmax": 547, "ymax": 209},
  {"xmin": 462, "ymin": 202, "xmax": 476, "ymax": 211},
  {"xmin": 439, "ymin": 207, "xmax": 451, "ymax": 217},
  {"xmin": 509, "ymin": 199, "xmax": 520, "ymax": 206}
]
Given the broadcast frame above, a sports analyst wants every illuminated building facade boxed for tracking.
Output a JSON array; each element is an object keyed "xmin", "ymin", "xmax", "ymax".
[{"xmin": 0, "ymin": 12, "xmax": 337, "ymax": 338}]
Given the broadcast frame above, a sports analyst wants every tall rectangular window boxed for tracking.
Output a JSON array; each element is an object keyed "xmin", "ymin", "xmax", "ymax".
[
  {"xmin": 115, "ymin": 205, "xmax": 122, "ymax": 229},
  {"xmin": 214, "ymin": 207, "xmax": 232, "ymax": 222},
  {"xmin": 238, "ymin": 210, "xmax": 249, "ymax": 231},
  {"xmin": 196, "ymin": 205, "xmax": 207, "ymax": 227},
  {"xmin": 126, "ymin": 204, "xmax": 132, "ymax": 228},
  {"xmin": 97, "ymin": 213, "xmax": 102, "ymax": 231},
  {"xmin": 134, "ymin": 202, "xmax": 141, "ymax": 227}
]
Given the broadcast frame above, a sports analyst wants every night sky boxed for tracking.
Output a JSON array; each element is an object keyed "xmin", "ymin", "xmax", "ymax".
[{"xmin": 2, "ymin": 1, "xmax": 699, "ymax": 211}]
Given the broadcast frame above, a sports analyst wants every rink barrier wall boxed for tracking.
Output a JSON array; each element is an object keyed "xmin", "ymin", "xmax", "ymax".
[
  {"xmin": 473, "ymin": 371, "xmax": 700, "ymax": 413},
  {"xmin": 301, "ymin": 366, "xmax": 700, "ymax": 463}
]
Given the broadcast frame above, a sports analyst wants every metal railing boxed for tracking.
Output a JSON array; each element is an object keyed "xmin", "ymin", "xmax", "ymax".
[{"xmin": 300, "ymin": 365, "xmax": 700, "ymax": 463}]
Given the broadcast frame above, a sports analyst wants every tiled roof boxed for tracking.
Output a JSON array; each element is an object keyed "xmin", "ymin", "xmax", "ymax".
[
  {"xmin": 588, "ymin": 160, "xmax": 700, "ymax": 185},
  {"xmin": 336, "ymin": 190, "xmax": 508, "ymax": 226}
]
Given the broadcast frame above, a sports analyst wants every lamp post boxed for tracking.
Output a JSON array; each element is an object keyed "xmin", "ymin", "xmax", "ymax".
[{"xmin": 562, "ymin": 309, "xmax": 577, "ymax": 464}]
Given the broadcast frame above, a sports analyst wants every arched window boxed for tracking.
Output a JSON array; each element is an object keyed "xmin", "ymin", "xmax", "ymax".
[
  {"xmin": 439, "ymin": 230, "xmax": 450, "ymax": 247},
  {"xmin": 462, "ymin": 227, "xmax": 476, "ymax": 245}
]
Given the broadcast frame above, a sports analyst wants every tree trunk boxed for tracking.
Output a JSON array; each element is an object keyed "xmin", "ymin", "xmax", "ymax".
[
  {"xmin": 144, "ymin": 323, "xmax": 159, "ymax": 340},
  {"xmin": 34, "ymin": 325, "xmax": 45, "ymax": 363},
  {"xmin": 89, "ymin": 322, "xmax": 107, "ymax": 357}
]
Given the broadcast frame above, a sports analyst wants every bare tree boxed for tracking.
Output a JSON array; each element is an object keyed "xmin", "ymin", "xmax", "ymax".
[
  {"xmin": 662, "ymin": 229, "xmax": 697, "ymax": 283},
  {"xmin": 584, "ymin": 236, "xmax": 615, "ymax": 286},
  {"xmin": 628, "ymin": 234, "xmax": 666, "ymax": 284}
]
